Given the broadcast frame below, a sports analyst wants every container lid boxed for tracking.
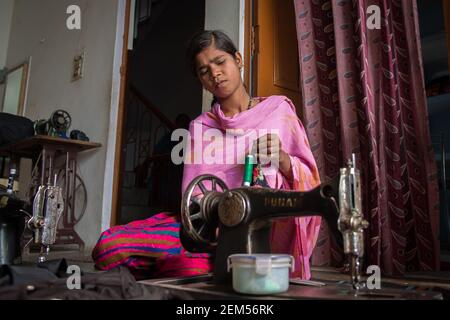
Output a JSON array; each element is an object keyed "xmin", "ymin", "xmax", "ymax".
[
  {"xmin": 229, "ymin": 254, "xmax": 292, "ymax": 263},
  {"xmin": 227, "ymin": 254, "xmax": 294, "ymax": 275}
]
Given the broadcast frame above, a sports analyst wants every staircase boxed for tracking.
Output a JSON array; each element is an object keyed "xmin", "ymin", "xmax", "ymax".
[
  {"xmin": 118, "ymin": 84, "xmax": 176, "ymax": 225},
  {"xmin": 119, "ymin": 171, "xmax": 163, "ymax": 225}
]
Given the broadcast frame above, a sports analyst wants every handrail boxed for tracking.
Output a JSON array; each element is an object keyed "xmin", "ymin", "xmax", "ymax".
[{"xmin": 129, "ymin": 85, "xmax": 176, "ymax": 131}]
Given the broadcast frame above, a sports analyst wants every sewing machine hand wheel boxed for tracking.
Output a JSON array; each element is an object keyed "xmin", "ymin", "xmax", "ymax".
[{"xmin": 181, "ymin": 174, "xmax": 228, "ymax": 251}]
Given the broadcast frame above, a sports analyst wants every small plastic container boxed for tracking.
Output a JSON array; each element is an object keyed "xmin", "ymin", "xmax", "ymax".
[{"xmin": 227, "ymin": 254, "xmax": 294, "ymax": 295}]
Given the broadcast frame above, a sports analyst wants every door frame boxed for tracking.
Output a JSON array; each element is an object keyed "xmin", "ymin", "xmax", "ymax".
[
  {"xmin": 244, "ymin": 0, "xmax": 303, "ymax": 117},
  {"xmin": 244, "ymin": 0, "xmax": 253, "ymax": 96},
  {"xmin": 102, "ymin": 0, "xmax": 132, "ymax": 230}
]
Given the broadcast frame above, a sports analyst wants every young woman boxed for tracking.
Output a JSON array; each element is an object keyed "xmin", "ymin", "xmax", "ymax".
[{"xmin": 93, "ymin": 30, "xmax": 321, "ymax": 280}]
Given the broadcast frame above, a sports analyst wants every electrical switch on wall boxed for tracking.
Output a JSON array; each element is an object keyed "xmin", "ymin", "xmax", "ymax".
[{"xmin": 72, "ymin": 52, "xmax": 84, "ymax": 81}]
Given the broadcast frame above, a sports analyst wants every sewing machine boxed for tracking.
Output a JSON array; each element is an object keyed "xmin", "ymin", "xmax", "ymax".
[
  {"xmin": 136, "ymin": 157, "xmax": 446, "ymax": 299},
  {"xmin": 27, "ymin": 173, "xmax": 64, "ymax": 263},
  {"xmin": 180, "ymin": 156, "xmax": 368, "ymax": 289}
]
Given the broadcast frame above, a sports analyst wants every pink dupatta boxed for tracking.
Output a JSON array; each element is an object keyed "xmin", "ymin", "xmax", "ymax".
[{"xmin": 181, "ymin": 95, "xmax": 321, "ymax": 279}]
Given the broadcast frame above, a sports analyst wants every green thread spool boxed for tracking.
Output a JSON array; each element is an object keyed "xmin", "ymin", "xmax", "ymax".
[{"xmin": 243, "ymin": 154, "xmax": 255, "ymax": 186}]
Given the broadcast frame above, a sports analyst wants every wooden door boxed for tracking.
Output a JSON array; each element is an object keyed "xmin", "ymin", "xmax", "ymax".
[{"xmin": 252, "ymin": 0, "xmax": 302, "ymax": 115}]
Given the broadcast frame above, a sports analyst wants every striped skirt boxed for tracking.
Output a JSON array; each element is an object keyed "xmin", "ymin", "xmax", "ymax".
[{"xmin": 92, "ymin": 212, "xmax": 213, "ymax": 279}]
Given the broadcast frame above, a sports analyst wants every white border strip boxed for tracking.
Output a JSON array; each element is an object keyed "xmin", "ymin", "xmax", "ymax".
[
  {"xmin": 239, "ymin": 0, "xmax": 245, "ymax": 78},
  {"xmin": 128, "ymin": 0, "xmax": 136, "ymax": 50},
  {"xmin": 101, "ymin": 0, "xmax": 126, "ymax": 231}
]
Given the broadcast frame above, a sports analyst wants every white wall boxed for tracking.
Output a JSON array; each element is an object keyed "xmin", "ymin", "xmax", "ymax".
[
  {"xmin": 3, "ymin": 0, "xmax": 245, "ymax": 254},
  {"xmin": 0, "ymin": 0, "xmax": 15, "ymax": 102},
  {"xmin": 205, "ymin": 0, "xmax": 241, "ymax": 46},
  {"xmin": 202, "ymin": 0, "xmax": 244, "ymax": 111},
  {"xmin": 0, "ymin": 0, "xmax": 14, "ymax": 68},
  {"xmin": 6, "ymin": 0, "xmax": 121, "ymax": 252}
]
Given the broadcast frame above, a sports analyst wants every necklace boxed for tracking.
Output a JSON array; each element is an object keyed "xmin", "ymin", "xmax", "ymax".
[{"xmin": 247, "ymin": 96, "xmax": 254, "ymax": 110}]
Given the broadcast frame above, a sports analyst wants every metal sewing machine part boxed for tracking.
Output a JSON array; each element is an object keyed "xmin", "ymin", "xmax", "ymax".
[
  {"xmin": 6, "ymin": 168, "xmax": 17, "ymax": 195},
  {"xmin": 28, "ymin": 173, "xmax": 64, "ymax": 263},
  {"xmin": 33, "ymin": 109, "xmax": 72, "ymax": 138},
  {"xmin": 338, "ymin": 154, "xmax": 369, "ymax": 289},
  {"xmin": 180, "ymin": 154, "xmax": 369, "ymax": 290}
]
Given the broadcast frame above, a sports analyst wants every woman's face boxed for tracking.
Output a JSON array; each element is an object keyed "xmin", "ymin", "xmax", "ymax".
[{"xmin": 195, "ymin": 45, "xmax": 243, "ymax": 99}]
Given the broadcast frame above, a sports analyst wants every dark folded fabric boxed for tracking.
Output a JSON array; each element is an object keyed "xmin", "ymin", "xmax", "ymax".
[
  {"xmin": 0, "ymin": 112, "xmax": 34, "ymax": 146},
  {"xmin": 0, "ymin": 259, "xmax": 191, "ymax": 300}
]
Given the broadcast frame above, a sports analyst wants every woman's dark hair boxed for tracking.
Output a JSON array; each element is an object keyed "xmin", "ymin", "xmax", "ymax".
[{"xmin": 186, "ymin": 30, "xmax": 238, "ymax": 76}]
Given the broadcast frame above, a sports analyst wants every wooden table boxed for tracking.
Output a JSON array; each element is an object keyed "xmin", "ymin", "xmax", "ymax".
[
  {"xmin": 0, "ymin": 135, "xmax": 101, "ymax": 252},
  {"xmin": 139, "ymin": 267, "xmax": 449, "ymax": 300}
]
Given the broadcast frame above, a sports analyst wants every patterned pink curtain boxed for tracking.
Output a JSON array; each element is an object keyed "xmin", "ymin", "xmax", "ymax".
[{"xmin": 294, "ymin": 0, "xmax": 440, "ymax": 275}]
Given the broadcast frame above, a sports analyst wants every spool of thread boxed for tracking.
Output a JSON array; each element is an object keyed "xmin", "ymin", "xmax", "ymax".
[
  {"xmin": 7, "ymin": 168, "xmax": 17, "ymax": 194},
  {"xmin": 243, "ymin": 155, "xmax": 255, "ymax": 187}
]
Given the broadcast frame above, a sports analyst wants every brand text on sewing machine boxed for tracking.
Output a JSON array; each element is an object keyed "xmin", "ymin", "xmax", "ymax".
[{"xmin": 264, "ymin": 196, "xmax": 300, "ymax": 208}]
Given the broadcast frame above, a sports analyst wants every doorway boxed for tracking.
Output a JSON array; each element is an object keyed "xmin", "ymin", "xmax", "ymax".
[
  {"xmin": 247, "ymin": 0, "xmax": 303, "ymax": 116},
  {"xmin": 113, "ymin": 0, "xmax": 205, "ymax": 225}
]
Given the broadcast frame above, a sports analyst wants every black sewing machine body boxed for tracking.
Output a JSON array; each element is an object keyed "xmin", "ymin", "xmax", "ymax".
[
  {"xmin": 169, "ymin": 161, "xmax": 444, "ymax": 300},
  {"xmin": 216, "ymin": 180, "xmax": 342, "ymax": 283},
  {"xmin": 180, "ymin": 173, "xmax": 348, "ymax": 284}
]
